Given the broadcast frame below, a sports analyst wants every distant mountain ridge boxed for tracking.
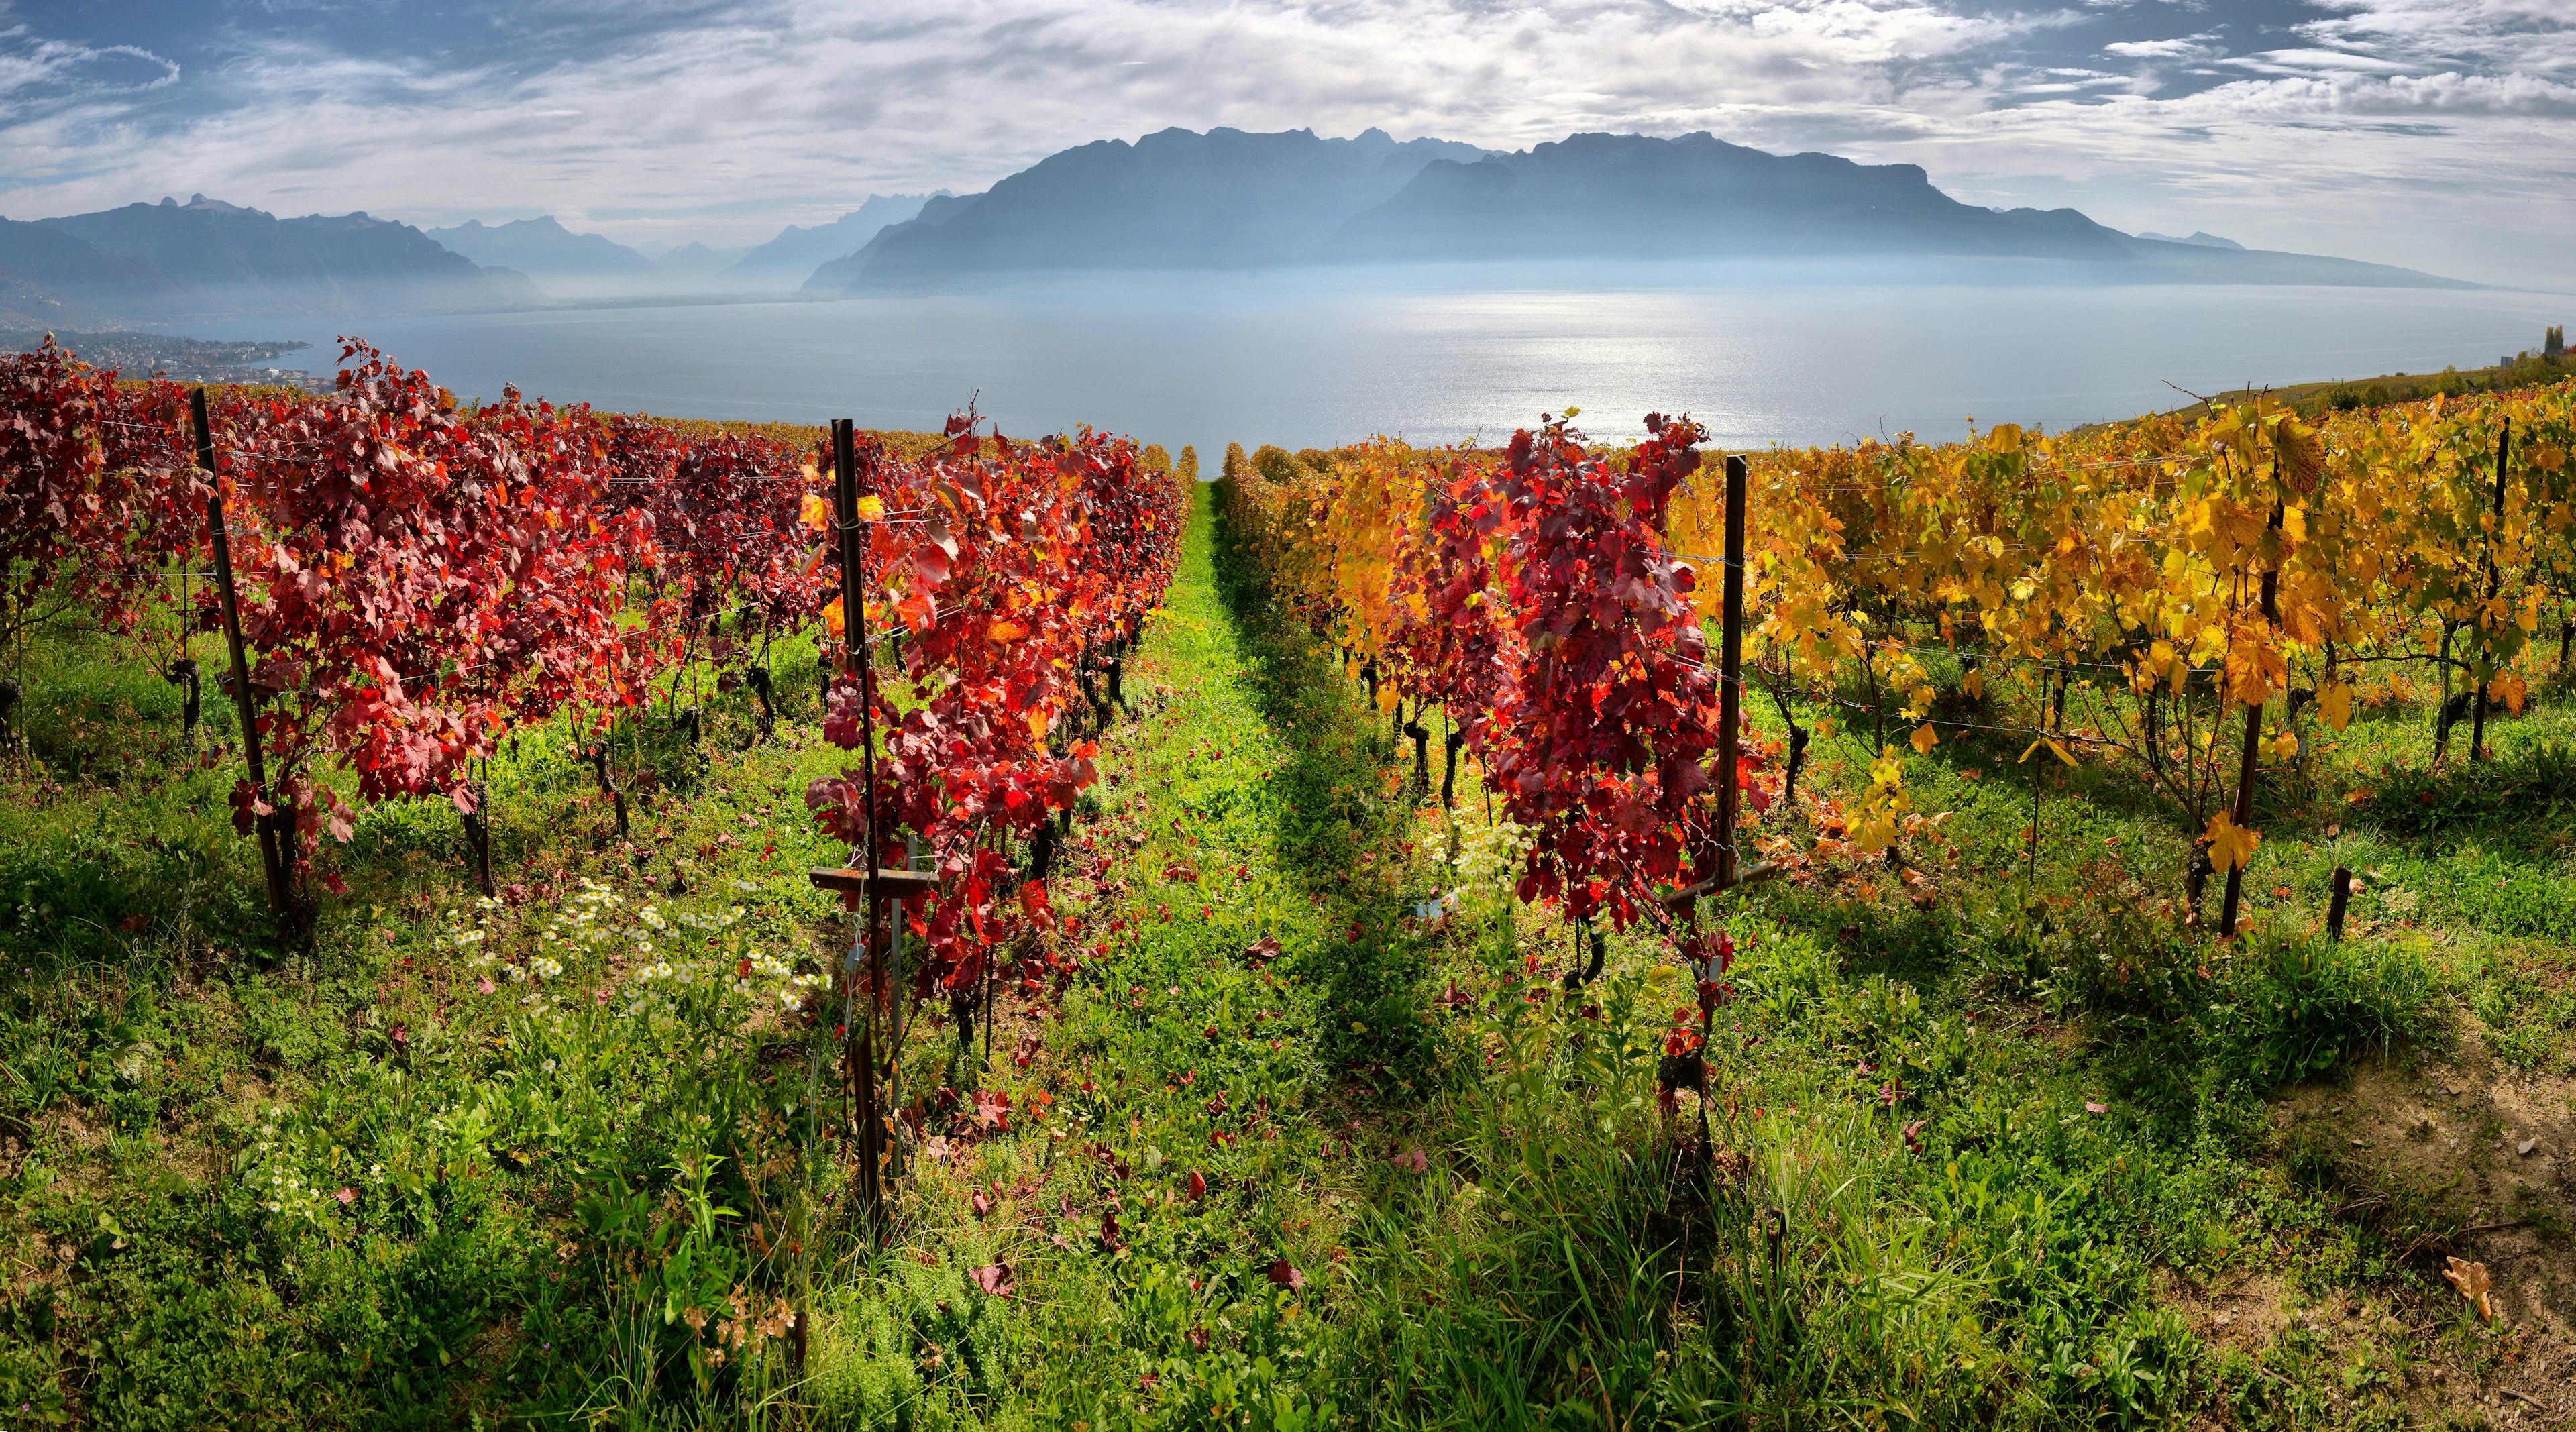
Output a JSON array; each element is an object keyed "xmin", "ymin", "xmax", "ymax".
[
  {"xmin": 426, "ymin": 215, "xmax": 655, "ymax": 279},
  {"xmin": 11, "ymin": 195, "xmax": 537, "ymax": 319},
  {"xmin": 727, "ymin": 195, "xmax": 936, "ymax": 284},
  {"xmin": 809, "ymin": 127, "xmax": 1491, "ymax": 288},
  {"xmin": 1326, "ymin": 133, "xmax": 2133, "ymax": 262},
  {"xmin": 2136, "ymin": 231, "xmax": 2247, "ymax": 251},
  {"xmin": 649, "ymin": 242, "xmax": 751, "ymax": 278},
  {"xmin": 802, "ymin": 127, "xmax": 2470, "ymax": 292},
  {"xmin": 0, "ymin": 218, "xmax": 192, "ymax": 322}
]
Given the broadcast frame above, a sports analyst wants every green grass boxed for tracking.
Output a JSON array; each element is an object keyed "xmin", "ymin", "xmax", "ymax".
[{"xmin": 0, "ymin": 487, "xmax": 2569, "ymax": 1426}]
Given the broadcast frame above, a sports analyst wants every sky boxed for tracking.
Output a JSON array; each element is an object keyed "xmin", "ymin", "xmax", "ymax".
[{"xmin": 1, "ymin": 0, "xmax": 2571, "ymax": 288}]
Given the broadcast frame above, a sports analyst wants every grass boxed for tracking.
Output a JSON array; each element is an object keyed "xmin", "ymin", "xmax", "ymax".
[
  {"xmin": 2133, "ymin": 347, "xmax": 2573, "ymax": 425},
  {"xmin": 0, "ymin": 484, "xmax": 2570, "ymax": 1427}
]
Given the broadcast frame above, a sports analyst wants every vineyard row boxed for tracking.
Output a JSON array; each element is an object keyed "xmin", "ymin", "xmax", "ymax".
[
  {"xmin": 1216, "ymin": 379, "xmax": 2576, "ymax": 1023},
  {"xmin": 0, "ymin": 338, "xmax": 1191, "ymax": 1038}
]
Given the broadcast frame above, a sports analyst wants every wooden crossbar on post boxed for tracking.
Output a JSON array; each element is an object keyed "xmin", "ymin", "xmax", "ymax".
[
  {"xmin": 195, "ymin": 388, "xmax": 292, "ymax": 932},
  {"xmin": 808, "ymin": 867, "xmax": 938, "ymax": 902}
]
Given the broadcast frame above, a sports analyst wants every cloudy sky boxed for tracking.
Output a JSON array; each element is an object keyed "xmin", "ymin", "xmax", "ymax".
[{"xmin": 4, "ymin": 0, "xmax": 2571, "ymax": 287}]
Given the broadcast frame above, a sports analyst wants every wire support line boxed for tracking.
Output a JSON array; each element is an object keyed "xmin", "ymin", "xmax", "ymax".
[
  {"xmin": 1741, "ymin": 458, "xmax": 2185, "ymax": 490},
  {"xmin": 1804, "ymin": 694, "xmax": 2110, "ymax": 747},
  {"xmin": 1672, "ymin": 531, "xmax": 2180, "ymax": 567},
  {"xmin": 215, "ymin": 598, "xmax": 779, "ymax": 698},
  {"xmin": 1851, "ymin": 641, "xmax": 2166, "ymax": 674}
]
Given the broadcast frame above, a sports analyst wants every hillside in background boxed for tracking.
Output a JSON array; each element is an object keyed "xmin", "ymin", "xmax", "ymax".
[
  {"xmin": 34, "ymin": 195, "xmax": 539, "ymax": 317},
  {"xmin": 1328, "ymin": 132, "xmax": 2132, "ymax": 263},
  {"xmin": 646, "ymin": 241, "xmax": 750, "ymax": 280},
  {"xmin": 425, "ymin": 215, "xmax": 656, "ymax": 280},
  {"xmin": 724, "ymin": 193, "xmax": 934, "ymax": 286},
  {"xmin": 812, "ymin": 127, "xmax": 1492, "ymax": 287},
  {"xmin": 807, "ymin": 127, "xmax": 2473, "ymax": 292},
  {"xmin": 0, "ymin": 217, "xmax": 200, "ymax": 323}
]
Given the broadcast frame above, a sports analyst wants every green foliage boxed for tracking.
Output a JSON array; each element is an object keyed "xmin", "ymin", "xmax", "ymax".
[{"xmin": 2216, "ymin": 934, "xmax": 2431, "ymax": 1088}]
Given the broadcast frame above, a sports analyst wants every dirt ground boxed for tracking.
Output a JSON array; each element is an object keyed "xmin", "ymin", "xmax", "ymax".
[{"xmin": 2267, "ymin": 1015, "xmax": 2576, "ymax": 1425}]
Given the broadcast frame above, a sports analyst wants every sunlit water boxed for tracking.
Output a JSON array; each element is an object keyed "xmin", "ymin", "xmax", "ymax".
[{"xmin": 183, "ymin": 265, "xmax": 2565, "ymax": 457}]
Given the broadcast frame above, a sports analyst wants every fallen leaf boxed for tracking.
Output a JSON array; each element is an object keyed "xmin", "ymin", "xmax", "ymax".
[
  {"xmin": 2442, "ymin": 1257, "xmax": 2493, "ymax": 1321},
  {"xmin": 971, "ymin": 1264, "xmax": 1015, "ymax": 1299}
]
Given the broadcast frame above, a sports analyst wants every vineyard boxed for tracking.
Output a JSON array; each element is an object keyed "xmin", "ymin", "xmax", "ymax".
[{"xmin": 1, "ymin": 334, "xmax": 2573, "ymax": 1429}]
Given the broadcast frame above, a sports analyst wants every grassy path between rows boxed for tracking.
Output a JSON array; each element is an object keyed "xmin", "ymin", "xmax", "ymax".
[{"xmin": 805, "ymin": 475, "xmax": 1438, "ymax": 1427}]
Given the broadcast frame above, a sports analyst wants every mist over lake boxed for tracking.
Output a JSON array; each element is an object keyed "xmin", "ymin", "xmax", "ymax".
[{"xmin": 184, "ymin": 266, "xmax": 2560, "ymax": 455}]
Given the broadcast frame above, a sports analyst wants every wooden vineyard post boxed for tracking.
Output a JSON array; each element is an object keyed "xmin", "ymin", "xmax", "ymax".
[
  {"xmin": 2027, "ymin": 760, "xmax": 2043, "ymax": 893},
  {"xmin": 195, "ymin": 389, "xmax": 292, "ymax": 933},
  {"xmin": 2219, "ymin": 502, "xmax": 2286, "ymax": 940},
  {"xmin": 807, "ymin": 866, "xmax": 932, "ymax": 1219},
  {"xmin": 830, "ymin": 416, "xmax": 887, "ymax": 1241},
  {"xmin": 2328, "ymin": 866, "xmax": 2352, "ymax": 942},
  {"xmin": 461, "ymin": 775, "xmax": 494, "ymax": 898},
  {"xmin": 1660, "ymin": 454, "xmax": 1774, "ymax": 920},
  {"xmin": 888, "ymin": 830, "xmax": 918, "ymax": 1176},
  {"xmin": 2469, "ymin": 419, "xmax": 2509, "ymax": 763},
  {"xmin": 1713, "ymin": 453, "xmax": 1748, "ymax": 892}
]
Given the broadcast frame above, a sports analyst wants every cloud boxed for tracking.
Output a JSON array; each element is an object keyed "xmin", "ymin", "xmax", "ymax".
[
  {"xmin": 2102, "ymin": 36, "xmax": 2218, "ymax": 60},
  {"xmin": 2229, "ymin": 47, "xmax": 2421, "ymax": 74},
  {"xmin": 0, "ymin": 0, "xmax": 2566, "ymax": 286},
  {"xmin": 0, "ymin": 28, "xmax": 178, "ymax": 113},
  {"xmin": 2104, "ymin": 39, "xmax": 2194, "ymax": 58}
]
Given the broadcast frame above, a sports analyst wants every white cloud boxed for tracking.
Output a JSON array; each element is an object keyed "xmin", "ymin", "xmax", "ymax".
[
  {"xmin": 0, "ymin": 28, "xmax": 178, "ymax": 113},
  {"xmin": 2229, "ymin": 47, "xmax": 2420, "ymax": 75},
  {"xmin": 2103, "ymin": 34, "xmax": 2218, "ymax": 60}
]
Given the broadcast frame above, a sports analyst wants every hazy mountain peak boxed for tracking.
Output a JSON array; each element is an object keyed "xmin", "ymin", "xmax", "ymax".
[
  {"xmin": 726, "ymin": 192, "xmax": 941, "ymax": 286},
  {"xmin": 831, "ymin": 125, "xmax": 1495, "ymax": 284},
  {"xmin": 32, "ymin": 197, "xmax": 538, "ymax": 317},
  {"xmin": 426, "ymin": 215, "xmax": 653, "ymax": 280},
  {"xmin": 2136, "ymin": 230, "xmax": 2246, "ymax": 250}
]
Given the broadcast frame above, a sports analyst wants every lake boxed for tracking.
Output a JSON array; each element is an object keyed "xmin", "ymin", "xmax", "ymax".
[{"xmin": 184, "ymin": 265, "xmax": 2565, "ymax": 457}]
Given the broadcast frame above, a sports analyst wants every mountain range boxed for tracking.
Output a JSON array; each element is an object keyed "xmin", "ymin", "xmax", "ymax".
[
  {"xmin": 425, "ymin": 215, "xmax": 658, "ymax": 280},
  {"xmin": 0, "ymin": 195, "xmax": 539, "ymax": 321},
  {"xmin": 0, "ymin": 130, "xmax": 2473, "ymax": 328},
  {"xmin": 724, "ymin": 194, "xmax": 935, "ymax": 286},
  {"xmin": 812, "ymin": 129, "xmax": 1487, "ymax": 287},
  {"xmin": 808, "ymin": 129, "xmax": 2471, "ymax": 292},
  {"xmin": 427, "ymin": 217, "xmax": 790, "ymax": 294}
]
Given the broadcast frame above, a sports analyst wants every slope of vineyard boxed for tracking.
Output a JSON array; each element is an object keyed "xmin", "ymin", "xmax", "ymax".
[{"xmin": 1, "ymin": 337, "xmax": 2573, "ymax": 1427}]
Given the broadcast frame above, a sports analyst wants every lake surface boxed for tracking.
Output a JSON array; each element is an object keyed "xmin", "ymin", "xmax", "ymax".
[{"xmin": 184, "ymin": 266, "xmax": 2565, "ymax": 457}]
